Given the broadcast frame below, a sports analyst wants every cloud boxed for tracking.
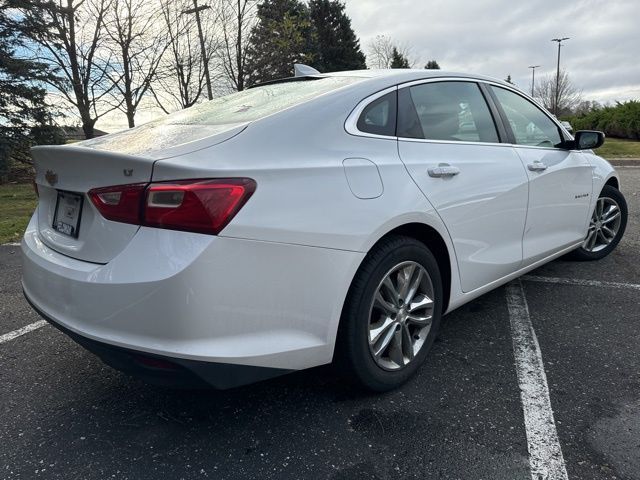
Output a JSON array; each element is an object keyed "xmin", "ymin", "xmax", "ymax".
[
  {"xmin": 344, "ymin": 0, "xmax": 640, "ymax": 103},
  {"xmin": 99, "ymin": 0, "xmax": 638, "ymax": 131}
]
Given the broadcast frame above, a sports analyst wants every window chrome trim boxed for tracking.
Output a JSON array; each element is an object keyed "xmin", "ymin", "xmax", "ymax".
[
  {"xmin": 344, "ymin": 86, "xmax": 398, "ymax": 140},
  {"xmin": 396, "ymin": 137, "xmax": 512, "ymax": 148},
  {"xmin": 344, "ymin": 76, "xmax": 574, "ymax": 151},
  {"xmin": 397, "ymin": 76, "xmax": 487, "ymax": 90}
]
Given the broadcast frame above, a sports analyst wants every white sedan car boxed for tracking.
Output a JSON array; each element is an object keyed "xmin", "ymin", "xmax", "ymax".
[{"xmin": 22, "ymin": 69, "xmax": 627, "ymax": 391}]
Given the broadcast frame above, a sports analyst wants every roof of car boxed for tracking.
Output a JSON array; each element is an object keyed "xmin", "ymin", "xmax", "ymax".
[
  {"xmin": 320, "ymin": 68, "xmax": 514, "ymax": 89},
  {"xmin": 252, "ymin": 68, "xmax": 522, "ymax": 99}
]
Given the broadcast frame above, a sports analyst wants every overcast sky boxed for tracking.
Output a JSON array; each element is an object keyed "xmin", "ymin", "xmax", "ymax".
[
  {"xmin": 100, "ymin": 0, "xmax": 638, "ymax": 131},
  {"xmin": 344, "ymin": 0, "xmax": 640, "ymax": 103}
]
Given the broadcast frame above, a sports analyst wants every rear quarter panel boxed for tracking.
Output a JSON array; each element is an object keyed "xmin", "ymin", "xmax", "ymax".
[
  {"xmin": 151, "ymin": 84, "xmax": 463, "ymax": 315},
  {"xmin": 151, "ymin": 88, "xmax": 447, "ymax": 253}
]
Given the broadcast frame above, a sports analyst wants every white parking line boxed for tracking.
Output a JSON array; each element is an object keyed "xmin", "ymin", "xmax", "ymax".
[
  {"xmin": 506, "ymin": 280, "xmax": 569, "ymax": 480},
  {"xmin": 523, "ymin": 275, "xmax": 640, "ymax": 291},
  {"xmin": 1, "ymin": 242, "xmax": 21, "ymax": 247},
  {"xmin": 0, "ymin": 320, "xmax": 48, "ymax": 345}
]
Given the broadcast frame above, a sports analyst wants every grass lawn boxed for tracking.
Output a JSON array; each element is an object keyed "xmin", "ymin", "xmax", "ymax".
[
  {"xmin": 598, "ymin": 137, "xmax": 640, "ymax": 159},
  {"xmin": 0, "ymin": 183, "xmax": 37, "ymax": 244}
]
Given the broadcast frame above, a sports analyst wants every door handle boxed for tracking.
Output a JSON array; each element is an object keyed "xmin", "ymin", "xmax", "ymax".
[
  {"xmin": 527, "ymin": 161, "xmax": 548, "ymax": 172},
  {"xmin": 428, "ymin": 164, "xmax": 460, "ymax": 178}
]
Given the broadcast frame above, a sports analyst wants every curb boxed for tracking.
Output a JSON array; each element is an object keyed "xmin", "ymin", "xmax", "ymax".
[{"xmin": 607, "ymin": 159, "xmax": 640, "ymax": 167}]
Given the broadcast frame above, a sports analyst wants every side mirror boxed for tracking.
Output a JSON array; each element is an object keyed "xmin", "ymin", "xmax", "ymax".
[{"xmin": 573, "ymin": 130, "xmax": 605, "ymax": 150}]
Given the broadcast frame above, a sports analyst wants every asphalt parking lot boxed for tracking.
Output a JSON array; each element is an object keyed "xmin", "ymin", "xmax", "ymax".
[{"xmin": 1, "ymin": 167, "xmax": 639, "ymax": 480}]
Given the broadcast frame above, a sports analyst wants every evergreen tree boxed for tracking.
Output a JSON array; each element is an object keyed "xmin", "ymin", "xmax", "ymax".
[
  {"xmin": 389, "ymin": 47, "xmax": 409, "ymax": 68},
  {"xmin": 309, "ymin": 0, "xmax": 365, "ymax": 72},
  {"xmin": 0, "ymin": 1, "xmax": 62, "ymax": 179},
  {"xmin": 425, "ymin": 60, "xmax": 440, "ymax": 70},
  {"xmin": 245, "ymin": 0, "xmax": 319, "ymax": 85}
]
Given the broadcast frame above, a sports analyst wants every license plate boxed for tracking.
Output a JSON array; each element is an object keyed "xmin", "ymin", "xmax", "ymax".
[{"xmin": 53, "ymin": 191, "xmax": 84, "ymax": 238}]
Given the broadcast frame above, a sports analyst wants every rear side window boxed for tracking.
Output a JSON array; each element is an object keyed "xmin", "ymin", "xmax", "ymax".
[
  {"xmin": 398, "ymin": 81, "xmax": 499, "ymax": 143},
  {"xmin": 491, "ymin": 86, "xmax": 563, "ymax": 148},
  {"xmin": 357, "ymin": 91, "xmax": 397, "ymax": 136}
]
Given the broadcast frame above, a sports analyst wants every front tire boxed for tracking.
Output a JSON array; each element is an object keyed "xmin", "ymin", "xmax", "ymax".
[
  {"xmin": 569, "ymin": 185, "xmax": 628, "ymax": 261},
  {"xmin": 336, "ymin": 236, "xmax": 443, "ymax": 392}
]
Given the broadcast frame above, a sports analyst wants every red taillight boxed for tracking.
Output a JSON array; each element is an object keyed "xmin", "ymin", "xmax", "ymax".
[
  {"xmin": 88, "ymin": 183, "xmax": 147, "ymax": 225},
  {"xmin": 143, "ymin": 179, "xmax": 256, "ymax": 235},
  {"xmin": 88, "ymin": 179, "xmax": 256, "ymax": 235}
]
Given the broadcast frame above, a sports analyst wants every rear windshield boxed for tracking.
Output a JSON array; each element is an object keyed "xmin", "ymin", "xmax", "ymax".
[{"xmin": 79, "ymin": 76, "xmax": 361, "ymax": 156}]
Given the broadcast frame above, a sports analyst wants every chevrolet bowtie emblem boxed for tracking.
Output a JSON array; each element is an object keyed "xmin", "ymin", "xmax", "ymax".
[{"xmin": 45, "ymin": 170, "xmax": 58, "ymax": 186}]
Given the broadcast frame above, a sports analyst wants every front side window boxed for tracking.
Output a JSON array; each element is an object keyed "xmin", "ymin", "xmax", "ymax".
[
  {"xmin": 492, "ymin": 86, "xmax": 563, "ymax": 148},
  {"xmin": 398, "ymin": 81, "xmax": 499, "ymax": 143},
  {"xmin": 356, "ymin": 91, "xmax": 397, "ymax": 136}
]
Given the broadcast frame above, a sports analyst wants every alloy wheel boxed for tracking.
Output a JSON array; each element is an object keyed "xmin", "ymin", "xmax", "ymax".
[
  {"xmin": 367, "ymin": 261, "xmax": 435, "ymax": 371},
  {"xmin": 583, "ymin": 196, "xmax": 622, "ymax": 252}
]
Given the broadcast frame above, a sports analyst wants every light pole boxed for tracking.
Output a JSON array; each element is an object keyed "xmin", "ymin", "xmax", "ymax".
[
  {"xmin": 551, "ymin": 37, "xmax": 570, "ymax": 116},
  {"xmin": 528, "ymin": 65, "xmax": 541, "ymax": 97},
  {"xmin": 183, "ymin": 0, "xmax": 213, "ymax": 100}
]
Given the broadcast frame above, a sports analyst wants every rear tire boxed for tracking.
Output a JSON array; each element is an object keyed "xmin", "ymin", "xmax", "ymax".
[
  {"xmin": 335, "ymin": 235, "xmax": 443, "ymax": 392},
  {"xmin": 568, "ymin": 185, "xmax": 627, "ymax": 261}
]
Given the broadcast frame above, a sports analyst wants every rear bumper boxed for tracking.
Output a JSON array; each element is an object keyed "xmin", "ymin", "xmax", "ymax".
[
  {"xmin": 25, "ymin": 292, "xmax": 289, "ymax": 389},
  {"xmin": 21, "ymin": 215, "xmax": 364, "ymax": 374}
]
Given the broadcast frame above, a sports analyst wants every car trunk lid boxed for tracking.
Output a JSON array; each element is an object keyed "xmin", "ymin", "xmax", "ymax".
[
  {"xmin": 32, "ymin": 145, "xmax": 154, "ymax": 264},
  {"xmin": 31, "ymin": 122, "xmax": 249, "ymax": 264}
]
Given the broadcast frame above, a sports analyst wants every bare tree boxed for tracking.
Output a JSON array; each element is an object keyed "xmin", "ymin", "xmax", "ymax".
[
  {"xmin": 104, "ymin": 0, "xmax": 169, "ymax": 128},
  {"xmin": 152, "ymin": 0, "xmax": 208, "ymax": 112},
  {"xmin": 367, "ymin": 35, "xmax": 393, "ymax": 69},
  {"xmin": 217, "ymin": 0, "xmax": 257, "ymax": 91},
  {"xmin": 574, "ymin": 100, "xmax": 601, "ymax": 116},
  {"xmin": 367, "ymin": 34, "xmax": 414, "ymax": 69},
  {"xmin": 18, "ymin": 0, "xmax": 117, "ymax": 138},
  {"xmin": 534, "ymin": 70, "xmax": 582, "ymax": 116}
]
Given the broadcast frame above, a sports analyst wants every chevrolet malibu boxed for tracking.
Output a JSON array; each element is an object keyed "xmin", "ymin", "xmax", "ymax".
[{"xmin": 22, "ymin": 69, "xmax": 627, "ymax": 391}]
